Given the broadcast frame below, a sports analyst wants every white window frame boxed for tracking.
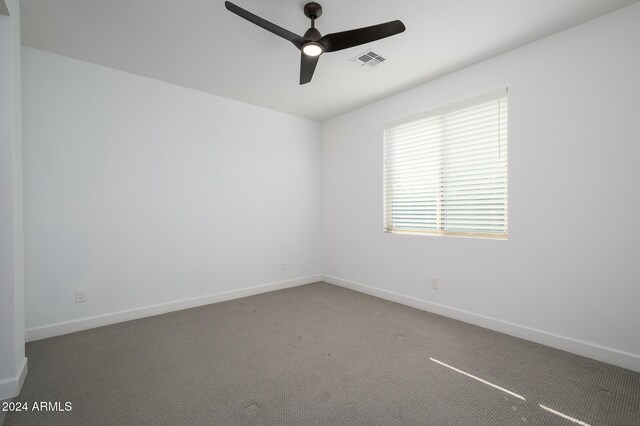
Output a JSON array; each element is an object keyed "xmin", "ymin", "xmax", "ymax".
[{"xmin": 383, "ymin": 89, "xmax": 508, "ymax": 239}]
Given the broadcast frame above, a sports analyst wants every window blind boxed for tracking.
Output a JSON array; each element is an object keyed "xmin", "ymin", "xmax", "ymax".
[{"xmin": 383, "ymin": 90, "xmax": 508, "ymax": 239}]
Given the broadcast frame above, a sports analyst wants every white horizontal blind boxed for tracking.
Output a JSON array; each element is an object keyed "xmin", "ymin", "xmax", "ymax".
[{"xmin": 384, "ymin": 91, "xmax": 508, "ymax": 238}]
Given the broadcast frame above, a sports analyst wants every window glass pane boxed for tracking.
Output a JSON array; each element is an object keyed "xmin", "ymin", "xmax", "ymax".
[{"xmin": 384, "ymin": 91, "xmax": 508, "ymax": 239}]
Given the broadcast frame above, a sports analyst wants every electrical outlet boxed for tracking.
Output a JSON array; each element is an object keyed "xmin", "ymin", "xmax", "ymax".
[
  {"xmin": 431, "ymin": 278, "xmax": 439, "ymax": 290},
  {"xmin": 75, "ymin": 289, "xmax": 88, "ymax": 303},
  {"xmin": 281, "ymin": 262, "xmax": 287, "ymax": 271}
]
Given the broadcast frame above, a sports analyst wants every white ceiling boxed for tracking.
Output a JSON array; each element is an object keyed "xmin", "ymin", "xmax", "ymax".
[{"xmin": 20, "ymin": 0, "xmax": 638, "ymax": 121}]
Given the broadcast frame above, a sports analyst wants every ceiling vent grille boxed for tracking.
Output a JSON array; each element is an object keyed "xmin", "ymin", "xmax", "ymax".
[{"xmin": 351, "ymin": 50, "xmax": 386, "ymax": 67}]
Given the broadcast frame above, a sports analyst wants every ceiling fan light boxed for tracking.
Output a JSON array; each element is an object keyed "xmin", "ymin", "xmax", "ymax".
[{"xmin": 302, "ymin": 42, "xmax": 323, "ymax": 57}]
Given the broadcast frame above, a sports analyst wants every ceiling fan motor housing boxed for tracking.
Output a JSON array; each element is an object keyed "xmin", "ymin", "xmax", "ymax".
[{"xmin": 304, "ymin": 27, "xmax": 322, "ymax": 41}]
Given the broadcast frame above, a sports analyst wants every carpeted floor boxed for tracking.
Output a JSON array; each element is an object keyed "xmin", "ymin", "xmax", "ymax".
[{"xmin": 4, "ymin": 282, "xmax": 639, "ymax": 425}]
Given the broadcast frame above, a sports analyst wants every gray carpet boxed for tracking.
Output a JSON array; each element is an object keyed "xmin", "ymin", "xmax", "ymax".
[{"xmin": 4, "ymin": 282, "xmax": 639, "ymax": 425}]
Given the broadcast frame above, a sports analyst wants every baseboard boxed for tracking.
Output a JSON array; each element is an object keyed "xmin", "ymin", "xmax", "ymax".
[
  {"xmin": 322, "ymin": 274, "xmax": 640, "ymax": 373},
  {"xmin": 26, "ymin": 275, "xmax": 321, "ymax": 342},
  {"xmin": 0, "ymin": 357, "xmax": 28, "ymax": 401}
]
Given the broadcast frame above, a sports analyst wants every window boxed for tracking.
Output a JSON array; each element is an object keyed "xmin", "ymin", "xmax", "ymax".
[{"xmin": 383, "ymin": 89, "xmax": 508, "ymax": 239}]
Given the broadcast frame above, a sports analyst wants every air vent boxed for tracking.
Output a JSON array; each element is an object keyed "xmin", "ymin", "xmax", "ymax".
[{"xmin": 351, "ymin": 50, "xmax": 387, "ymax": 67}]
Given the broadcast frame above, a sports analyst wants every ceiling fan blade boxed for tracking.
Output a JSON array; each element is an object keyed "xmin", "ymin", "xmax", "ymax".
[
  {"xmin": 319, "ymin": 20, "xmax": 405, "ymax": 53},
  {"xmin": 300, "ymin": 53, "xmax": 320, "ymax": 85},
  {"xmin": 225, "ymin": 1, "xmax": 305, "ymax": 49}
]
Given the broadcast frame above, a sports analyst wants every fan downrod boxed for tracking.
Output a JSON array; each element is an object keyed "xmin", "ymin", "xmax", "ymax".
[{"xmin": 304, "ymin": 2, "xmax": 322, "ymax": 20}]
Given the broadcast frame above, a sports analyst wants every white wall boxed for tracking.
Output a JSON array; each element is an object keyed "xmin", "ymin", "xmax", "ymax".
[
  {"xmin": 22, "ymin": 47, "xmax": 322, "ymax": 339},
  {"xmin": 322, "ymin": 3, "xmax": 640, "ymax": 371},
  {"xmin": 0, "ymin": 0, "xmax": 27, "ymax": 400}
]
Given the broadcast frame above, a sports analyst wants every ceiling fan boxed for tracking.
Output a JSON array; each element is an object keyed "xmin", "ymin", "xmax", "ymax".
[{"xmin": 224, "ymin": 1, "xmax": 406, "ymax": 85}]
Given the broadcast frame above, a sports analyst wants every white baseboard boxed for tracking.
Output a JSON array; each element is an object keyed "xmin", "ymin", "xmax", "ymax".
[
  {"xmin": 322, "ymin": 274, "xmax": 640, "ymax": 373},
  {"xmin": 0, "ymin": 357, "xmax": 28, "ymax": 401},
  {"xmin": 26, "ymin": 275, "xmax": 321, "ymax": 342}
]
